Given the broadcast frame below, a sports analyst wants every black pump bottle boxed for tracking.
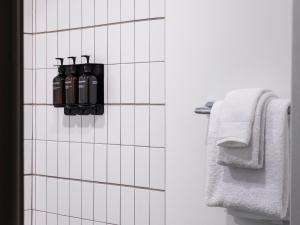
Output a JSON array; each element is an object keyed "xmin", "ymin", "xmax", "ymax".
[
  {"xmin": 79, "ymin": 55, "xmax": 91, "ymax": 105},
  {"xmin": 65, "ymin": 56, "xmax": 78, "ymax": 105},
  {"xmin": 53, "ymin": 58, "xmax": 66, "ymax": 107}
]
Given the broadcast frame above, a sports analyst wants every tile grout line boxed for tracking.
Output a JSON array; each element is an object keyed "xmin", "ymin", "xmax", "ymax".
[{"xmin": 23, "ymin": 17, "xmax": 165, "ymax": 35}]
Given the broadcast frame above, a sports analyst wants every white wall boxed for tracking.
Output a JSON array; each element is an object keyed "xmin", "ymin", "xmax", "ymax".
[{"xmin": 166, "ymin": 0, "xmax": 292, "ymax": 225}]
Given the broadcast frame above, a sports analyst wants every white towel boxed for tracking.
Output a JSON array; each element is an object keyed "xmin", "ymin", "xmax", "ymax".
[
  {"xmin": 217, "ymin": 92, "xmax": 277, "ymax": 169},
  {"xmin": 228, "ymin": 209, "xmax": 289, "ymax": 224},
  {"xmin": 206, "ymin": 99, "xmax": 290, "ymax": 219},
  {"xmin": 217, "ymin": 88, "xmax": 270, "ymax": 148}
]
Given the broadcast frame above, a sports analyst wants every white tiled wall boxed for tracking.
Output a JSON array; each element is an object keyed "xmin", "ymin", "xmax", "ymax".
[{"xmin": 24, "ymin": 0, "xmax": 165, "ymax": 225}]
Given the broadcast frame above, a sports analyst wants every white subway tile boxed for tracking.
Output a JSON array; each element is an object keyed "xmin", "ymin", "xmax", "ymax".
[
  {"xmin": 135, "ymin": 106, "xmax": 150, "ymax": 146},
  {"xmin": 94, "ymin": 183, "xmax": 106, "ymax": 221},
  {"xmin": 82, "ymin": 143, "xmax": 94, "ymax": 180},
  {"xmin": 70, "ymin": 116, "xmax": 81, "ymax": 142},
  {"xmin": 47, "ymin": 0, "xmax": 58, "ymax": 31},
  {"xmin": 107, "ymin": 185, "xmax": 120, "ymax": 224},
  {"xmin": 82, "ymin": 115, "xmax": 95, "ymax": 143},
  {"xmin": 82, "ymin": 220, "xmax": 93, "ymax": 225},
  {"xmin": 121, "ymin": 0, "xmax": 134, "ymax": 21},
  {"xmin": 150, "ymin": 62, "xmax": 165, "ymax": 104},
  {"xmin": 150, "ymin": 148, "xmax": 165, "ymax": 189},
  {"xmin": 35, "ymin": 211, "xmax": 46, "ymax": 225},
  {"xmin": 24, "ymin": 0, "xmax": 32, "ymax": 32},
  {"xmin": 58, "ymin": 179, "xmax": 69, "ymax": 215},
  {"xmin": 135, "ymin": 147, "xmax": 149, "ymax": 187},
  {"xmin": 47, "ymin": 177, "xmax": 58, "ymax": 213},
  {"xmin": 24, "ymin": 210, "xmax": 32, "ymax": 225},
  {"xmin": 150, "ymin": 0, "xmax": 165, "ymax": 18},
  {"xmin": 58, "ymin": 141, "xmax": 70, "ymax": 177},
  {"xmin": 95, "ymin": 106, "xmax": 108, "ymax": 143},
  {"xmin": 82, "ymin": 28, "xmax": 95, "ymax": 62},
  {"xmin": 47, "ymin": 106, "xmax": 58, "ymax": 140},
  {"xmin": 121, "ymin": 187, "xmax": 134, "ymax": 225},
  {"xmin": 58, "ymin": 31, "xmax": 70, "ymax": 59},
  {"xmin": 121, "ymin": 106, "xmax": 134, "ymax": 145},
  {"xmin": 82, "ymin": 0, "xmax": 95, "ymax": 27},
  {"xmin": 150, "ymin": 20, "xmax": 165, "ymax": 61},
  {"xmin": 36, "ymin": 69, "xmax": 47, "ymax": 104},
  {"xmin": 108, "ymin": 105, "xmax": 121, "ymax": 144},
  {"xmin": 135, "ymin": 63, "xmax": 150, "ymax": 103},
  {"xmin": 36, "ymin": 106, "xmax": 47, "ymax": 140},
  {"xmin": 95, "ymin": 26, "xmax": 108, "ymax": 64},
  {"xmin": 47, "ymin": 141, "xmax": 58, "ymax": 176},
  {"xmin": 121, "ymin": 63, "xmax": 134, "ymax": 103},
  {"xmin": 47, "ymin": 213, "xmax": 57, "ymax": 225},
  {"xmin": 135, "ymin": 188, "xmax": 150, "ymax": 225},
  {"xmin": 36, "ymin": 0, "xmax": 47, "ymax": 32},
  {"xmin": 70, "ymin": 29, "xmax": 82, "ymax": 61},
  {"xmin": 70, "ymin": 0, "xmax": 82, "ymax": 28},
  {"xmin": 150, "ymin": 191, "xmax": 165, "ymax": 225},
  {"xmin": 95, "ymin": 0, "xmax": 107, "ymax": 25},
  {"xmin": 70, "ymin": 180, "xmax": 82, "ymax": 217},
  {"xmin": 58, "ymin": 108, "xmax": 69, "ymax": 141},
  {"xmin": 108, "ymin": 64, "xmax": 121, "ymax": 103},
  {"xmin": 36, "ymin": 176, "xmax": 47, "ymax": 211},
  {"xmin": 82, "ymin": 182, "xmax": 94, "ymax": 220},
  {"xmin": 135, "ymin": 21, "xmax": 150, "ymax": 62},
  {"xmin": 94, "ymin": 144, "xmax": 107, "ymax": 182},
  {"xmin": 135, "ymin": 0, "xmax": 149, "ymax": 20},
  {"xmin": 36, "ymin": 140, "xmax": 47, "ymax": 175},
  {"xmin": 58, "ymin": 0, "xmax": 70, "ymax": 30},
  {"xmin": 121, "ymin": 146, "xmax": 134, "ymax": 185},
  {"xmin": 24, "ymin": 35, "xmax": 33, "ymax": 69},
  {"xmin": 121, "ymin": 23, "xmax": 134, "ymax": 63},
  {"xmin": 150, "ymin": 106, "xmax": 165, "ymax": 147},
  {"xmin": 70, "ymin": 218, "xmax": 81, "ymax": 225},
  {"xmin": 47, "ymin": 68, "xmax": 57, "ymax": 104},
  {"xmin": 58, "ymin": 216, "xmax": 69, "ymax": 225},
  {"xmin": 24, "ymin": 105, "xmax": 33, "ymax": 139},
  {"xmin": 36, "ymin": 34, "xmax": 47, "ymax": 68},
  {"xmin": 24, "ymin": 70, "xmax": 33, "ymax": 104},
  {"xmin": 24, "ymin": 140, "xmax": 32, "ymax": 174},
  {"xmin": 108, "ymin": 0, "xmax": 120, "ymax": 23},
  {"xmin": 47, "ymin": 33, "xmax": 58, "ymax": 69},
  {"xmin": 24, "ymin": 176, "xmax": 32, "ymax": 209},
  {"xmin": 107, "ymin": 145, "xmax": 121, "ymax": 183},
  {"xmin": 70, "ymin": 142, "xmax": 81, "ymax": 179},
  {"xmin": 108, "ymin": 24, "xmax": 121, "ymax": 64}
]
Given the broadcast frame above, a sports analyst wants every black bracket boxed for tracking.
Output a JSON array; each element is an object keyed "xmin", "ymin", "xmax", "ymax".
[{"xmin": 55, "ymin": 63, "xmax": 104, "ymax": 116}]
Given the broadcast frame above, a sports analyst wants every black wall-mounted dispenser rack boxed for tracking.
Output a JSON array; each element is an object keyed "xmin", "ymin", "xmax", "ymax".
[{"xmin": 53, "ymin": 56, "xmax": 104, "ymax": 116}]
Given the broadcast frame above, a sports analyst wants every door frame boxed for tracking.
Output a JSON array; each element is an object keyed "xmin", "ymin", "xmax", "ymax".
[{"xmin": 0, "ymin": 0, "xmax": 24, "ymax": 224}]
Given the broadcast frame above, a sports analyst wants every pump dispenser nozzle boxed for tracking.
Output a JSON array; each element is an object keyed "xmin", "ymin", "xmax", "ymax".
[
  {"xmin": 55, "ymin": 58, "xmax": 65, "ymax": 74},
  {"xmin": 81, "ymin": 55, "xmax": 92, "ymax": 73},
  {"xmin": 81, "ymin": 55, "xmax": 90, "ymax": 64},
  {"xmin": 68, "ymin": 56, "xmax": 77, "ymax": 74}
]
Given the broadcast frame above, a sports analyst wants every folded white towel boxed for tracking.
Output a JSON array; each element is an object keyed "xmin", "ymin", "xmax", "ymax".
[
  {"xmin": 217, "ymin": 88, "xmax": 270, "ymax": 148},
  {"xmin": 217, "ymin": 92, "xmax": 277, "ymax": 169},
  {"xmin": 206, "ymin": 99, "xmax": 290, "ymax": 219},
  {"xmin": 228, "ymin": 209, "xmax": 289, "ymax": 224}
]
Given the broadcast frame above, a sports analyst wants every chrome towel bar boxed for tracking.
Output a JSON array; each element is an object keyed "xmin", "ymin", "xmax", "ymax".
[{"xmin": 195, "ymin": 101, "xmax": 291, "ymax": 115}]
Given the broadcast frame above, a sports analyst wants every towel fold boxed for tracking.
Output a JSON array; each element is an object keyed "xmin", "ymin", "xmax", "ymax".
[
  {"xmin": 216, "ymin": 88, "xmax": 270, "ymax": 148},
  {"xmin": 206, "ymin": 99, "xmax": 290, "ymax": 219},
  {"xmin": 217, "ymin": 92, "xmax": 277, "ymax": 169},
  {"xmin": 228, "ymin": 209, "xmax": 289, "ymax": 224}
]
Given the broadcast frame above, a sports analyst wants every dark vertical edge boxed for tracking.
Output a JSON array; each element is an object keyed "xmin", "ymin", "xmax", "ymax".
[
  {"xmin": 0, "ymin": 0, "xmax": 23, "ymax": 224},
  {"xmin": 291, "ymin": 0, "xmax": 300, "ymax": 224}
]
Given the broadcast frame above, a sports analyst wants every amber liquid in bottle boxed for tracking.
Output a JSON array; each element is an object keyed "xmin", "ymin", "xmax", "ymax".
[
  {"xmin": 89, "ymin": 74, "xmax": 98, "ymax": 105},
  {"xmin": 53, "ymin": 75, "xmax": 65, "ymax": 106},
  {"xmin": 65, "ymin": 74, "xmax": 78, "ymax": 105}
]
